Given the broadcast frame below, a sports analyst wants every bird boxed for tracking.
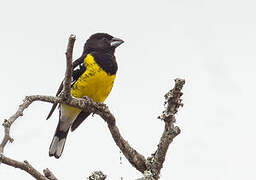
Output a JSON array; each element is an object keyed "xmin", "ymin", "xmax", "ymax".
[{"xmin": 46, "ymin": 33, "xmax": 124, "ymax": 158}]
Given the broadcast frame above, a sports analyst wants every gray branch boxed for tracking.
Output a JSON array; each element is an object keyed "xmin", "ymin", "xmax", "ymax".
[
  {"xmin": 146, "ymin": 78, "xmax": 185, "ymax": 179},
  {"xmin": 63, "ymin": 34, "xmax": 75, "ymax": 100},
  {"xmin": 43, "ymin": 168, "xmax": 58, "ymax": 180},
  {"xmin": 0, "ymin": 155, "xmax": 50, "ymax": 180}
]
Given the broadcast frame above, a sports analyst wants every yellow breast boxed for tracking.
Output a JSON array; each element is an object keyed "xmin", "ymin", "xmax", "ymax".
[{"xmin": 71, "ymin": 54, "xmax": 116, "ymax": 103}]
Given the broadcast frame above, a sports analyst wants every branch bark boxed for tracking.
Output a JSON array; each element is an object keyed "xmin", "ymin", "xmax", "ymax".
[
  {"xmin": 0, "ymin": 155, "xmax": 51, "ymax": 180},
  {"xmin": 63, "ymin": 34, "xmax": 75, "ymax": 100},
  {"xmin": 147, "ymin": 78, "xmax": 185, "ymax": 179},
  {"xmin": 43, "ymin": 168, "xmax": 58, "ymax": 180},
  {"xmin": 0, "ymin": 96, "xmax": 34, "ymax": 154}
]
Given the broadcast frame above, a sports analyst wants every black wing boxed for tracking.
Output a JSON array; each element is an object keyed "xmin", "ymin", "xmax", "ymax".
[
  {"xmin": 46, "ymin": 55, "xmax": 86, "ymax": 120},
  {"xmin": 71, "ymin": 111, "xmax": 91, "ymax": 131}
]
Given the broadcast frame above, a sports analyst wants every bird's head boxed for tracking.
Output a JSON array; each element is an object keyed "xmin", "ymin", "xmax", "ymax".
[{"xmin": 83, "ymin": 33, "xmax": 124, "ymax": 54}]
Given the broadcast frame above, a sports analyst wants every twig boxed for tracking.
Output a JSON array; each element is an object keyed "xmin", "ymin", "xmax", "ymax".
[
  {"xmin": 0, "ymin": 97, "xmax": 34, "ymax": 154},
  {"xmin": 63, "ymin": 34, "xmax": 76, "ymax": 100},
  {"xmin": 43, "ymin": 168, "xmax": 58, "ymax": 180},
  {"xmin": 0, "ymin": 155, "xmax": 49, "ymax": 180}
]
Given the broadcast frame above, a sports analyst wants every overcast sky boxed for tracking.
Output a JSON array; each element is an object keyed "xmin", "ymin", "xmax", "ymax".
[{"xmin": 0, "ymin": 0, "xmax": 256, "ymax": 179}]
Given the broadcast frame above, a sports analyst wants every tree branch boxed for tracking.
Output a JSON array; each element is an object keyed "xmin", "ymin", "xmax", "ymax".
[
  {"xmin": 43, "ymin": 168, "xmax": 58, "ymax": 180},
  {"xmin": 0, "ymin": 94, "xmax": 148, "ymax": 173},
  {"xmin": 0, "ymin": 155, "xmax": 50, "ymax": 180},
  {"xmin": 146, "ymin": 78, "xmax": 185, "ymax": 179},
  {"xmin": 0, "ymin": 96, "xmax": 34, "ymax": 154},
  {"xmin": 63, "ymin": 34, "xmax": 76, "ymax": 100}
]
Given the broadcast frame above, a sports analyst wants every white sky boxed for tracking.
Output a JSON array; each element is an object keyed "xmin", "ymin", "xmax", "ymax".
[{"xmin": 0, "ymin": 0, "xmax": 256, "ymax": 179}]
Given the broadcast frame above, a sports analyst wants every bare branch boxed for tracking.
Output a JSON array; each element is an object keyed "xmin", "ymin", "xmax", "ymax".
[
  {"xmin": 146, "ymin": 78, "xmax": 185, "ymax": 179},
  {"xmin": 63, "ymin": 34, "xmax": 76, "ymax": 100},
  {"xmin": 0, "ymin": 97, "xmax": 34, "ymax": 154},
  {"xmin": 0, "ymin": 94, "xmax": 148, "ymax": 173},
  {"xmin": 43, "ymin": 168, "xmax": 58, "ymax": 180},
  {"xmin": 0, "ymin": 155, "xmax": 49, "ymax": 180}
]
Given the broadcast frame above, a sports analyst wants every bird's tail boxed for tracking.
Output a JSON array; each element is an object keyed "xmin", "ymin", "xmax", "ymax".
[{"xmin": 49, "ymin": 122, "xmax": 69, "ymax": 159}]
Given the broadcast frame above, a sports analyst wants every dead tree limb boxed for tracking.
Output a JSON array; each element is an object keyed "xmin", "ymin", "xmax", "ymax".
[
  {"xmin": 0, "ymin": 155, "xmax": 50, "ymax": 180},
  {"xmin": 43, "ymin": 168, "xmax": 58, "ymax": 180},
  {"xmin": 63, "ymin": 34, "xmax": 75, "ymax": 100},
  {"xmin": 146, "ymin": 78, "xmax": 185, "ymax": 179}
]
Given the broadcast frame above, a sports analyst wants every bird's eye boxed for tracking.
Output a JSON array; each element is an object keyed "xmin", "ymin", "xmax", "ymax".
[{"xmin": 102, "ymin": 37, "xmax": 108, "ymax": 42}]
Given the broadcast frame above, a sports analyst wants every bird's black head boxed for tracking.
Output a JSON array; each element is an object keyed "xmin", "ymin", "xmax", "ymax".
[{"xmin": 83, "ymin": 33, "xmax": 124, "ymax": 54}]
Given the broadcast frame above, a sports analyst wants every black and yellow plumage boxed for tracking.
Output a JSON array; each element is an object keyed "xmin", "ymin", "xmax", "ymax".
[{"xmin": 47, "ymin": 33, "xmax": 124, "ymax": 158}]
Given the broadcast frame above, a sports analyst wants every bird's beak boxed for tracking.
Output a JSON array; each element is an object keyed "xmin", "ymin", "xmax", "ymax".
[{"xmin": 110, "ymin": 37, "xmax": 124, "ymax": 47}]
